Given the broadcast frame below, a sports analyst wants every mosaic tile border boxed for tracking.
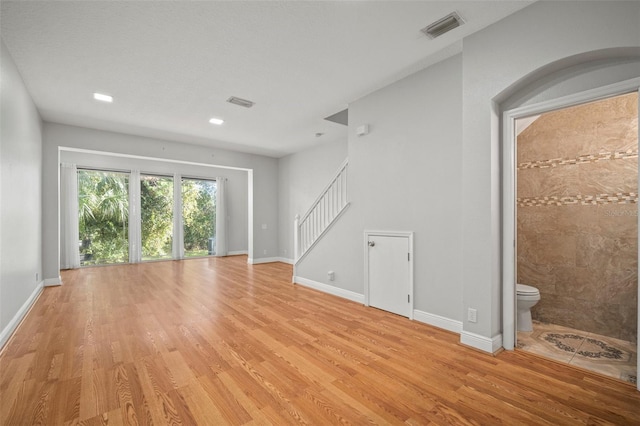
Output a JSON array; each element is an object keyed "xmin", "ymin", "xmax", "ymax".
[
  {"xmin": 517, "ymin": 321, "xmax": 637, "ymax": 386},
  {"xmin": 518, "ymin": 149, "xmax": 638, "ymax": 170},
  {"xmin": 542, "ymin": 333, "xmax": 627, "ymax": 360},
  {"xmin": 517, "ymin": 192, "xmax": 638, "ymax": 207}
]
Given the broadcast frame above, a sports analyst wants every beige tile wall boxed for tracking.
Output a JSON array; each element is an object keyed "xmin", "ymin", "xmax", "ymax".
[{"xmin": 517, "ymin": 92, "xmax": 638, "ymax": 343}]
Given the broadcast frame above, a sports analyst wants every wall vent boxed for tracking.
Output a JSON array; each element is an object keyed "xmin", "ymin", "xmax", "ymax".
[
  {"xmin": 421, "ymin": 12, "xmax": 464, "ymax": 39},
  {"xmin": 227, "ymin": 96, "xmax": 255, "ymax": 108}
]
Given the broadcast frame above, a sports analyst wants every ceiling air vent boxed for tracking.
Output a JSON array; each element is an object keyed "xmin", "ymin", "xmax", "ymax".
[
  {"xmin": 227, "ymin": 96, "xmax": 255, "ymax": 108},
  {"xmin": 421, "ymin": 12, "xmax": 464, "ymax": 39}
]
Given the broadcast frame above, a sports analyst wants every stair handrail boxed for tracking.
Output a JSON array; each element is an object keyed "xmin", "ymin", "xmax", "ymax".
[
  {"xmin": 298, "ymin": 158, "xmax": 348, "ymax": 224},
  {"xmin": 293, "ymin": 158, "xmax": 349, "ymax": 265}
]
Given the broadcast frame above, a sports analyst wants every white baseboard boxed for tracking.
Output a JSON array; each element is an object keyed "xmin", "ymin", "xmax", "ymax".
[
  {"xmin": 248, "ymin": 257, "xmax": 292, "ymax": 265},
  {"xmin": 44, "ymin": 276, "xmax": 62, "ymax": 286},
  {"xmin": 460, "ymin": 330, "xmax": 503, "ymax": 354},
  {"xmin": 278, "ymin": 257, "xmax": 294, "ymax": 265},
  {"xmin": 492, "ymin": 333, "xmax": 504, "ymax": 352},
  {"xmin": 413, "ymin": 310, "xmax": 462, "ymax": 334},
  {"xmin": 0, "ymin": 281, "xmax": 44, "ymax": 350},
  {"xmin": 293, "ymin": 276, "xmax": 364, "ymax": 304},
  {"xmin": 228, "ymin": 250, "xmax": 248, "ymax": 256}
]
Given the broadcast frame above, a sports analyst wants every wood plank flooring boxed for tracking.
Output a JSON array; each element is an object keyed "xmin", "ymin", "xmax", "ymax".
[{"xmin": 1, "ymin": 256, "xmax": 638, "ymax": 425}]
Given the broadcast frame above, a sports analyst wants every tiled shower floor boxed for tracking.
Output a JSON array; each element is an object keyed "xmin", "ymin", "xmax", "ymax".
[{"xmin": 517, "ymin": 321, "xmax": 637, "ymax": 385}]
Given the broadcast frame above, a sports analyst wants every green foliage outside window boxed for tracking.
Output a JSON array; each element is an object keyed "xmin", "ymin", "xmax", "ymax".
[
  {"xmin": 182, "ymin": 179, "xmax": 216, "ymax": 257},
  {"xmin": 141, "ymin": 175, "xmax": 173, "ymax": 260},
  {"xmin": 78, "ymin": 170, "xmax": 129, "ymax": 265},
  {"xmin": 78, "ymin": 170, "xmax": 217, "ymax": 265}
]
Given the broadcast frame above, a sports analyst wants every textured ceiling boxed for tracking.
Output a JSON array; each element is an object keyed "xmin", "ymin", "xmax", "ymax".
[{"xmin": 1, "ymin": 1, "xmax": 531, "ymax": 157}]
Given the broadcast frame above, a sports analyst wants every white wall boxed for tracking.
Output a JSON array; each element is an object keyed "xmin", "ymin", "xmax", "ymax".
[
  {"xmin": 278, "ymin": 139, "xmax": 347, "ymax": 262},
  {"xmin": 0, "ymin": 40, "xmax": 43, "ymax": 342},
  {"xmin": 292, "ymin": 1, "xmax": 639, "ymax": 351},
  {"xmin": 3, "ymin": 0, "xmax": 638, "ymax": 354},
  {"xmin": 43, "ymin": 123, "xmax": 279, "ymax": 281},
  {"xmin": 461, "ymin": 0, "xmax": 640, "ymax": 343},
  {"xmin": 296, "ymin": 54, "xmax": 464, "ymax": 322},
  {"xmin": 60, "ymin": 150, "xmax": 249, "ymax": 255}
]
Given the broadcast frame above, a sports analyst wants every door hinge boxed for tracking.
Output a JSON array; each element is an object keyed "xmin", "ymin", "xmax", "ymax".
[
  {"xmin": 407, "ymin": 253, "xmax": 410, "ymax": 261},
  {"xmin": 408, "ymin": 294, "xmax": 410, "ymax": 303}
]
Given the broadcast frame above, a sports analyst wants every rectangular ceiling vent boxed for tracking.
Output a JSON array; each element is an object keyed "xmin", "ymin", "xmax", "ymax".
[
  {"xmin": 421, "ymin": 12, "xmax": 464, "ymax": 39},
  {"xmin": 227, "ymin": 96, "xmax": 255, "ymax": 108}
]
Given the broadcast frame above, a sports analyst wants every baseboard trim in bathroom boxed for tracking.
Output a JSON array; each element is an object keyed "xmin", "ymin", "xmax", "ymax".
[
  {"xmin": 413, "ymin": 310, "xmax": 462, "ymax": 334},
  {"xmin": 460, "ymin": 330, "xmax": 503, "ymax": 354}
]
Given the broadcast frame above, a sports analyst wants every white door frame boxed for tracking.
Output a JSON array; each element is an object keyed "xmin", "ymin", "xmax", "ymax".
[
  {"xmin": 502, "ymin": 77, "xmax": 640, "ymax": 390},
  {"xmin": 364, "ymin": 230, "xmax": 414, "ymax": 320}
]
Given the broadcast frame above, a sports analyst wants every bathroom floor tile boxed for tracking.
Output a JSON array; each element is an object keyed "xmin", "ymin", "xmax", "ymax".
[
  {"xmin": 570, "ymin": 330, "xmax": 638, "ymax": 383},
  {"xmin": 517, "ymin": 323, "xmax": 578, "ymax": 363},
  {"xmin": 569, "ymin": 356, "xmax": 637, "ymax": 383},
  {"xmin": 517, "ymin": 321, "xmax": 637, "ymax": 385},
  {"xmin": 582, "ymin": 331, "xmax": 637, "ymax": 354}
]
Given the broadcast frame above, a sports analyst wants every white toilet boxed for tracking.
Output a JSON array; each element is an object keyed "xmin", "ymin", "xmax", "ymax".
[{"xmin": 516, "ymin": 283, "xmax": 540, "ymax": 332}]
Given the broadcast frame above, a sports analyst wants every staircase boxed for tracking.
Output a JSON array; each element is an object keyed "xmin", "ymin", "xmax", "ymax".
[{"xmin": 294, "ymin": 159, "xmax": 349, "ymax": 264}]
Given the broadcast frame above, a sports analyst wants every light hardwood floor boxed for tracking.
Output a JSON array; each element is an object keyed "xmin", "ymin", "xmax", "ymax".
[{"xmin": 1, "ymin": 256, "xmax": 638, "ymax": 425}]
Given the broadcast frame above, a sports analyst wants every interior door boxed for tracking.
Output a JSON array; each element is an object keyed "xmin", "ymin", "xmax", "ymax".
[{"xmin": 367, "ymin": 235, "xmax": 411, "ymax": 317}]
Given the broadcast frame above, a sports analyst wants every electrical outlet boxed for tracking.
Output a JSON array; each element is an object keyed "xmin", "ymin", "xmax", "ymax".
[
  {"xmin": 467, "ymin": 308, "xmax": 477, "ymax": 323},
  {"xmin": 263, "ymin": 249, "xmax": 267, "ymax": 255},
  {"xmin": 328, "ymin": 271, "xmax": 335, "ymax": 281}
]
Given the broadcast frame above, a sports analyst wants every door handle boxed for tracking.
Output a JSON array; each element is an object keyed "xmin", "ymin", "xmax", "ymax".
[{"xmin": 368, "ymin": 241, "xmax": 375, "ymax": 247}]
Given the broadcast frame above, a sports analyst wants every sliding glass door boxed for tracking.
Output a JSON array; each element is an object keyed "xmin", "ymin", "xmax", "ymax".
[
  {"xmin": 76, "ymin": 170, "xmax": 218, "ymax": 265},
  {"xmin": 182, "ymin": 178, "xmax": 217, "ymax": 257},
  {"xmin": 141, "ymin": 174, "xmax": 173, "ymax": 261},
  {"xmin": 78, "ymin": 170, "xmax": 129, "ymax": 266}
]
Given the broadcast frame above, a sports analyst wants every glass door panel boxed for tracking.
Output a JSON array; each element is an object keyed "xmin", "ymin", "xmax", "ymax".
[
  {"xmin": 141, "ymin": 174, "xmax": 174, "ymax": 261},
  {"xmin": 78, "ymin": 170, "xmax": 129, "ymax": 266},
  {"xmin": 181, "ymin": 178, "xmax": 216, "ymax": 257}
]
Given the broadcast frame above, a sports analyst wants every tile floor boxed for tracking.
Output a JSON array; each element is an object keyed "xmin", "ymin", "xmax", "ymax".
[{"xmin": 517, "ymin": 321, "xmax": 637, "ymax": 385}]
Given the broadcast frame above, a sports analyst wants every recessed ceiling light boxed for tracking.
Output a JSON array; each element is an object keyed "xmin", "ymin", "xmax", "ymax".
[
  {"xmin": 93, "ymin": 92, "xmax": 113, "ymax": 103},
  {"xmin": 209, "ymin": 117, "xmax": 225, "ymax": 125}
]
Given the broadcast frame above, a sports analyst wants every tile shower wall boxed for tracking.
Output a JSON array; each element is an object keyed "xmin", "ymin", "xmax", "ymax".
[{"xmin": 517, "ymin": 92, "xmax": 638, "ymax": 343}]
